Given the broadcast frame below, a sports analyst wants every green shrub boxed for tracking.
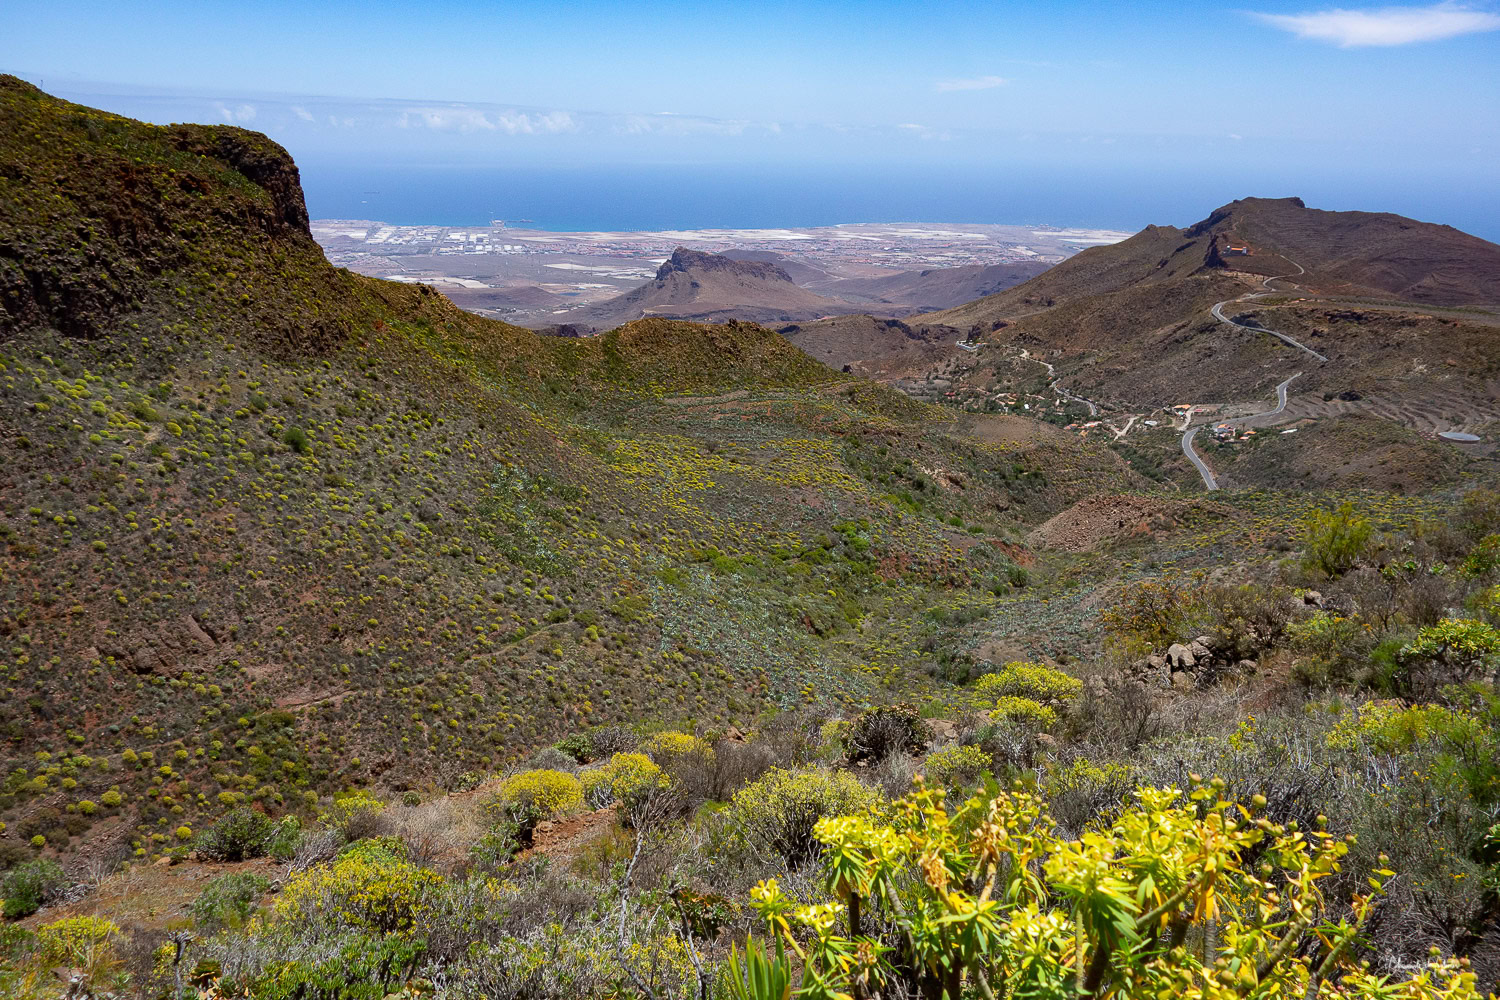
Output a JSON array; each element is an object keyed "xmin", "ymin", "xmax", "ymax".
[
  {"xmin": 842, "ymin": 705, "xmax": 932, "ymax": 765},
  {"xmin": 196, "ymin": 807, "xmax": 274, "ymax": 862},
  {"xmin": 0, "ymin": 924, "xmax": 36, "ymax": 962},
  {"xmin": 554, "ymin": 732, "xmax": 594, "ymax": 763},
  {"xmin": 1399, "ymin": 618, "xmax": 1500, "ymax": 694},
  {"xmin": 241, "ymin": 933, "xmax": 423, "ymax": 1000},
  {"xmin": 1299, "ymin": 501, "xmax": 1373, "ymax": 578},
  {"xmin": 282, "ymin": 426, "xmax": 311, "ymax": 453},
  {"xmin": 921, "ymin": 744, "xmax": 991, "ymax": 786},
  {"xmin": 1461, "ymin": 534, "xmax": 1500, "ymax": 578},
  {"xmin": 1287, "ymin": 612, "xmax": 1374, "ymax": 687},
  {"xmin": 265, "ymin": 816, "xmax": 303, "ymax": 862},
  {"xmin": 190, "ymin": 872, "xmax": 271, "ymax": 932},
  {"xmin": 974, "ymin": 661, "xmax": 1082, "ymax": 705},
  {"xmin": 2, "ymin": 858, "xmax": 66, "ymax": 918},
  {"xmin": 726, "ymin": 766, "xmax": 877, "ymax": 868}
]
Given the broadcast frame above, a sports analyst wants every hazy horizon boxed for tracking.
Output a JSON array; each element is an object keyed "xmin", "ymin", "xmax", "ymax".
[{"xmin": 4, "ymin": 0, "xmax": 1497, "ymax": 238}]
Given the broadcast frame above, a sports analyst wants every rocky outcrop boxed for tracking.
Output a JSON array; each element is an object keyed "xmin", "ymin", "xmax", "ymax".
[{"xmin": 1131, "ymin": 634, "xmax": 1256, "ymax": 690}]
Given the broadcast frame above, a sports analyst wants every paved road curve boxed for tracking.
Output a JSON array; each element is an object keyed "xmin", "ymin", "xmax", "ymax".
[
  {"xmin": 1180, "ymin": 372, "xmax": 1304, "ymax": 490},
  {"xmin": 1181, "ymin": 420, "xmax": 1217, "ymax": 490},
  {"xmin": 1209, "ymin": 255, "xmax": 1328, "ymax": 362}
]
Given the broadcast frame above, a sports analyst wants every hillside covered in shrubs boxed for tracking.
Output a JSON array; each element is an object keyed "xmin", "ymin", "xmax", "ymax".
[{"xmin": 1, "ymin": 79, "xmax": 1499, "ymax": 999}]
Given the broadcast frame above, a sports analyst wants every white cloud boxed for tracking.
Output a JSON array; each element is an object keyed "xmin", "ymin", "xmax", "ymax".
[
  {"xmin": 214, "ymin": 102, "xmax": 257, "ymax": 123},
  {"xmin": 291, "ymin": 105, "xmax": 314, "ymax": 122},
  {"xmin": 395, "ymin": 106, "xmax": 577, "ymax": 134},
  {"xmin": 1252, "ymin": 2, "xmax": 1500, "ymax": 46},
  {"xmin": 934, "ymin": 74, "xmax": 1010, "ymax": 92}
]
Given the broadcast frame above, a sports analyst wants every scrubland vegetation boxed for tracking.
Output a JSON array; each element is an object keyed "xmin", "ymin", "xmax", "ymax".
[
  {"xmin": 2, "ymin": 77, "xmax": 1499, "ymax": 998},
  {"xmin": 6, "ymin": 488, "xmax": 1500, "ymax": 999}
]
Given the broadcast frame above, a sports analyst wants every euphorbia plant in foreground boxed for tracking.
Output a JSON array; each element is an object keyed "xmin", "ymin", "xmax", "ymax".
[{"xmin": 732, "ymin": 779, "xmax": 1486, "ymax": 1000}]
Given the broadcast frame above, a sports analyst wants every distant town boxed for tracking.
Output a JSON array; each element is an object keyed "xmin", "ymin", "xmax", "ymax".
[{"xmin": 310, "ymin": 220, "xmax": 1130, "ymax": 323}]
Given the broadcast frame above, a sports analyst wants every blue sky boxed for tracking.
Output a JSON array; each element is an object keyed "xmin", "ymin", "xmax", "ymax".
[{"xmin": 4, "ymin": 1, "xmax": 1498, "ymax": 234}]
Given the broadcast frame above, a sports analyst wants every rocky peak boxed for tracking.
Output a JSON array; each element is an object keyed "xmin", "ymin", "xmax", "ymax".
[{"xmin": 656, "ymin": 247, "xmax": 796, "ymax": 284}]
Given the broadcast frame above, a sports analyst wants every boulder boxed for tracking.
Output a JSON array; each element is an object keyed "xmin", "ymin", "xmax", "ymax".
[
  {"xmin": 1237, "ymin": 659, "xmax": 1258, "ymax": 674},
  {"xmin": 927, "ymin": 719, "xmax": 958, "ymax": 741},
  {"xmin": 1188, "ymin": 639, "xmax": 1213, "ymax": 663},
  {"xmin": 1303, "ymin": 590, "xmax": 1323, "ymax": 607},
  {"xmin": 1166, "ymin": 643, "xmax": 1196, "ymax": 670},
  {"xmin": 1171, "ymin": 671, "xmax": 1197, "ymax": 692}
]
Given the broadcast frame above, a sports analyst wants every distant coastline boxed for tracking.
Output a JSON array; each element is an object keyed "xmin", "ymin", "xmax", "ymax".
[{"xmin": 297, "ymin": 161, "xmax": 1500, "ymax": 241}]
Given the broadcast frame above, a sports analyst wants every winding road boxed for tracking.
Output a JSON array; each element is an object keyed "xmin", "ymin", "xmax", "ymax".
[
  {"xmin": 1178, "ymin": 254, "xmax": 1327, "ymax": 490},
  {"xmin": 1018, "ymin": 349, "xmax": 1101, "ymax": 416},
  {"xmin": 1209, "ymin": 256, "xmax": 1328, "ymax": 362},
  {"xmin": 1180, "ymin": 372, "xmax": 1304, "ymax": 491}
]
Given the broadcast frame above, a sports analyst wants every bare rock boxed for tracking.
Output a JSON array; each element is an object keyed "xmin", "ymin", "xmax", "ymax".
[
  {"xmin": 1166, "ymin": 643, "xmax": 1196, "ymax": 670},
  {"xmin": 1188, "ymin": 640, "xmax": 1213, "ymax": 663},
  {"xmin": 1303, "ymin": 590, "xmax": 1323, "ymax": 607},
  {"xmin": 1171, "ymin": 671, "xmax": 1197, "ymax": 692},
  {"xmin": 927, "ymin": 719, "xmax": 958, "ymax": 741}
]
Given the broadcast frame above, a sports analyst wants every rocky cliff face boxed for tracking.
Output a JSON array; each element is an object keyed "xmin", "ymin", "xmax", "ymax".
[
  {"xmin": 0, "ymin": 74, "xmax": 360, "ymax": 352},
  {"xmin": 653, "ymin": 247, "xmax": 798, "ymax": 285}
]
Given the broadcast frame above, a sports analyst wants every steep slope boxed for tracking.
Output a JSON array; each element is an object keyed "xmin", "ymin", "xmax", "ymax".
[
  {"xmin": 0, "ymin": 75, "xmax": 365, "ymax": 353},
  {"xmin": 925, "ymin": 196, "xmax": 1500, "ymax": 334},
  {"xmin": 546, "ymin": 247, "xmax": 858, "ymax": 330},
  {"xmin": 0, "ymin": 80, "xmax": 1142, "ymax": 859},
  {"xmin": 912, "ymin": 197, "xmax": 1500, "ymax": 415},
  {"xmin": 778, "ymin": 314, "xmax": 965, "ymax": 377},
  {"xmin": 820, "ymin": 260, "xmax": 1052, "ymax": 312}
]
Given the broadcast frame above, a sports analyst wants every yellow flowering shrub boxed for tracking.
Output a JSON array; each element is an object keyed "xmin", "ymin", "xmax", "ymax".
[
  {"xmin": 273, "ymin": 840, "xmax": 442, "ymax": 934},
  {"xmin": 490, "ymin": 769, "xmax": 583, "ymax": 833},
  {"xmin": 989, "ymin": 696, "xmax": 1057, "ymax": 730},
  {"xmin": 743, "ymin": 781, "xmax": 1482, "ymax": 1000},
  {"xmin": 974, "ymin": 661, "xmax": 1082, "ymax": 705},
  {"xmin": 581, "ymin": 752, "xmax": 666, "ymax": 808},
  {"xmin": 319, "ymin": 789, "xmax": 385, "ymax": 838},
  {"xmin": 1326, "ymin": 700, "xmax": 1490, "ymax": 755},
  {"xmin": 1044, "ymin": 757, "xmax": 1137, "ymax": 798},
  {"xmin": 38, "ymin": 915, "xmax": 120, "ymax": 966},
  {"xmin": 640, "ymin": 730, "xmax": 711, "ymax": 765}
]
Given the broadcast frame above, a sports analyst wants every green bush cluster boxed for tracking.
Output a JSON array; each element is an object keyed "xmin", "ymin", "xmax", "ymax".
[
  {"xmin": 726, "ymin": 765, "xmax": 877, "ymax": 867},
  {"xmin": 195, "ymin": 807, "xmax": 275, "ymax": 862},
  {"xmin": 191, "ymin": 872, "xmax": 271, "ymax": 932},
  {"xmin": 1, "ymin": 858, "xmax": 65, "ymax": 918}
]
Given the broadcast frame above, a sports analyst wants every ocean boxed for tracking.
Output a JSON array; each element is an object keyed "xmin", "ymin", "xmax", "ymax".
[{"xmin": 295, "ymin": 161, "xmax": 1500, "ymax": 240}]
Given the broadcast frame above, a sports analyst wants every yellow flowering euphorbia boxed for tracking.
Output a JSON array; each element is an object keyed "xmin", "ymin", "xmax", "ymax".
[{"xmin": 735, "ymin": 780, "xmax": 1483, "ymax": 1000}]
